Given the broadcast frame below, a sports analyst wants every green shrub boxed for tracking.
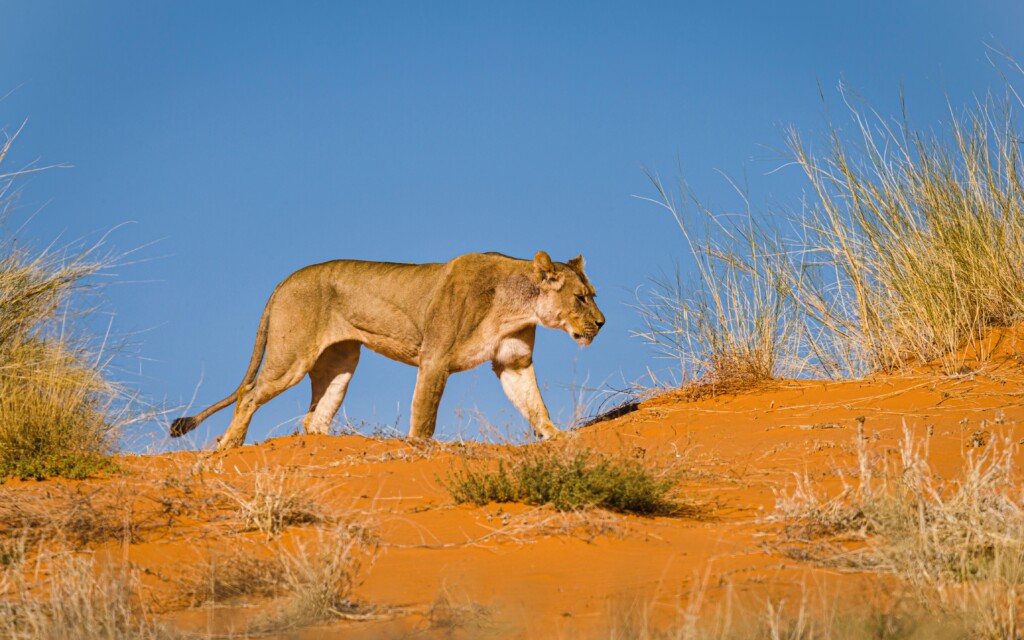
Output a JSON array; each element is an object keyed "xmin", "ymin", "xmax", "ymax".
[{"xmin": 446, "ymin": 449, "xmax": 679, "ymax": 516}]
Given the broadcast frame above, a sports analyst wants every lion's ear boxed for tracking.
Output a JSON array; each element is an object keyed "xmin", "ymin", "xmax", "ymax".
[
  {"xmin": 533, "ymin": 251, "xmax": 564, "ymax": 290},
  {"xmin": 534, "ymin": 251, "xmax": 554, "ymax": 273},
  {"xmin": 567, "ymin": 255, "xmax": 585, "ymax": 272}
]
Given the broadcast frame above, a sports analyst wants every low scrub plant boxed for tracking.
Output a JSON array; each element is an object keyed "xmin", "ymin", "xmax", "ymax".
[{"xmin": 446, "ymin": 448, "xmax": 680, "ymax": 516}]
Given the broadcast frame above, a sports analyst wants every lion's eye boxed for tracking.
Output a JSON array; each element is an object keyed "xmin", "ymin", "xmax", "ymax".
[{"xmin": 576, "ymin": 294, "xmax": 588, "ymax": 303}]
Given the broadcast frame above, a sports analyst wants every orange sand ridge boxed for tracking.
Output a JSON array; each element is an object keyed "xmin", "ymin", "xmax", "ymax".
[{"xmin": 4, "ymin": 330, "xmax": 1024, "ymax": 637}]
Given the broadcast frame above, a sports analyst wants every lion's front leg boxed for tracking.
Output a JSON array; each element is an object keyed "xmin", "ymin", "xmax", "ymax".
[
  {"xmin": 494, "ymin": 362, "xmax": 560, "ymax": 439},
  {"xmin": 408, "ymin": 359, "xmax": 450, "ymax": 439}
]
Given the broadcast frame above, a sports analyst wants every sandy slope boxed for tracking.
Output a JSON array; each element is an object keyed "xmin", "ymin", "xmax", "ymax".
[{"xmin": 4, "ymin": 335, "xmax": 1024, "ymax": 638}]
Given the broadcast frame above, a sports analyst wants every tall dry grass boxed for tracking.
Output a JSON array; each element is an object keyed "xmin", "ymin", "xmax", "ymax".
[
  {"xmin": 634, "ymin": 175, "xmax": 793, "ymax": 395},
  {"xmin": 786, "ymin": 82, "xmax": 1024, "ymax": 376},
  {"xmin": 638, "ymin": 52, "xmax": 1024, "ymax": 382},
  {"xmin": 0, "ymin": 126, "xmax": 135, "ymax": 480}
]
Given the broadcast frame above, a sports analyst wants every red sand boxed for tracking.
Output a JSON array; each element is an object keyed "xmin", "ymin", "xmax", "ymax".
[{"xmin": 4, "ymin": 332, "xmax": 1024, "ymax": 637}]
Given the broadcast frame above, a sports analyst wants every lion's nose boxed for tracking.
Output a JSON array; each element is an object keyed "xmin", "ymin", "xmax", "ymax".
[{"xmin": 596, "ymin": 319, "xmax": 605, "ymax": 328}]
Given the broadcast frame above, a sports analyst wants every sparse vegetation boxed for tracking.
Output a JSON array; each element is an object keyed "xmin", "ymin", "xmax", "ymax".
[
  {"xmin": 610, "ymin": 591, "xmax": 972, "ymax": 639},
  {"xmin": 0, "ymin": 127, "xmax": 134, "ymax": 481},
  {"xmin": 0, "ymin": 553, "xmax": 176, "ymax": 640},
  {"xmin": 446, "ymin": 448, "xmax": 681, "ymax": 516},
  {"xmin": 771, "ymin": 425, "xmax": 1024, "ymax": 637},
  {"xmin": 249, "ymin": 524, "xmax": 379, "ymax": 633},
  {"xmin": 0, "ymin": 483, "xmax": 138, "ymax": 549},
  {"xmin": 635, "ymin": 177, "xmax": 791, "ymax": 397},
  {"xmin": 181, "ymin": 544, "xmax": 287, "ymax": 607}
]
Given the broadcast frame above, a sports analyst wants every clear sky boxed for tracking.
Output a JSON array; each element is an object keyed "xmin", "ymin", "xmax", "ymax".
[{"xmin": 2, "ymin": 1, "xmax": 1022, "ymax": 449}]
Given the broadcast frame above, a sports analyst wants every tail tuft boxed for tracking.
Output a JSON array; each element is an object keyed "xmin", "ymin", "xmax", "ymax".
[{"xmin": 170, "ymin": 416, "xmax": 200, "ymax": 438}]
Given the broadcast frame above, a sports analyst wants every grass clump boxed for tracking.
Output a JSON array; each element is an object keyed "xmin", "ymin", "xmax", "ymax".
[
  {"xmin": 0, "ymin": 126, "xmax": 133, "ymax": 481},
  {"xmin": 249, "ymin": 524, "xmax": 379, "ymax": 633},
  {"xmin": 181, "ymin": 545, "xmax": 286, "ymax": 607},
  {"xmin": 446, "ymin": 448, "xmax": 680, "ymax": 516},
  {"xmin": 635, "ymin": 177, "xmax": 790, "ymax": 397},
  {"xmin": 784, "ymin": 80, "xmax": 1024, "ymax": 376},
  {"xmin": 215, "ymin": 469, "xmax": 321, "ymax": 536},
  {"xmin": 0, "ymin": 554, "xmax": 176, "ymax": 640},
  {"xmin": 639, "ymin": 51, "xmax": 1024, "ymax": 381}
]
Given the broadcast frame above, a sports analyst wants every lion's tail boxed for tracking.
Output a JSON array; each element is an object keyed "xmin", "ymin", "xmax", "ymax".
[{"xmin": 170, "ymin": 298, "xmax": 274, "ymax": 438}]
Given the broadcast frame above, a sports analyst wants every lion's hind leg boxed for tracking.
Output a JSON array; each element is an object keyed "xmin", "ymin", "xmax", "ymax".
[
  {"xmin": 302, "ymin": 341, "xmax": 361, "ymax": 435},
  {"xmin": 216, "ymin": 358, "xmax": 310, "ymax": 451}
]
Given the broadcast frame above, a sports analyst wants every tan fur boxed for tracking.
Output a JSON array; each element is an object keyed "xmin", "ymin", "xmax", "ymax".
[{"xmin": 170, "ymin": 251, "xmax": 604, "ymax": 450}]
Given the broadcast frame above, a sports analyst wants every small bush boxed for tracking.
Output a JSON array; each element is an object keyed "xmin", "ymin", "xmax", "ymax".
[{"xmin": 446, "ymin": 449, "xmax": 680, "ymax": 516}]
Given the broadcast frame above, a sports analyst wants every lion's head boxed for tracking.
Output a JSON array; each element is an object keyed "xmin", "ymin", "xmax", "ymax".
[{"xmin": 532, "ymin": 251, "xmax": 605, "ymax": 346}]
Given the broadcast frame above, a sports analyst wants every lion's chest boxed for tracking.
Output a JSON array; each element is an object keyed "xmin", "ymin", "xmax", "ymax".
[
  {"xmin": 448, "ymin": 324, "xmax": 535, "ymax": 373},
  {"xmin": 448, "ymin": 337, "xmax": 501, "ymax": 373}
]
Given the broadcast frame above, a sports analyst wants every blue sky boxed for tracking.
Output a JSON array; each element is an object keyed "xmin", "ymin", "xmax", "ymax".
[{"xmin": 2, "ymin": 1, "xmax": 1022, "ymax": 449}]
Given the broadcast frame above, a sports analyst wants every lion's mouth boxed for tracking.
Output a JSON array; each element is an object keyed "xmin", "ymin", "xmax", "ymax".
[{"xmin": 572, "ymin": 332, "xmax": 595, "ymax": 346}]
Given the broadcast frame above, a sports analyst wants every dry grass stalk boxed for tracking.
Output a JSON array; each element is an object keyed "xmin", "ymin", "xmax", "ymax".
[{"xmin": 0, "ymin": 552, "xmax": 174, "ymax": 639}]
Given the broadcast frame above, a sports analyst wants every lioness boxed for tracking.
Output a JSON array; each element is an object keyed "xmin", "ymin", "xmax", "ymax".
[{"xmin": 170, "ymin": 251, "xmax": 604, "ymax": 450}]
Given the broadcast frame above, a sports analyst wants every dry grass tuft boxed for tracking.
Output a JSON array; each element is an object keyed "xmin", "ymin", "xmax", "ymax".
[
  {"xmin": 179, "ymin": 544, "xmax": 286, "ymax": 607},
  {"xmin": 0, "ymin": 483, "xmax": 140, "ymax": 549},
  {"xmin": 634, "ymin": 176, "xmax": 790, "ymax": 395},
  {"xmin": 214, "ymin": 468, "xmax": 322, "ymax": 536},
  {"xmin": 0, "ymin": 125, "xmax": 140, "ymax": 481},
  {"xmin": 424, "ymin": 589, "xmax": 492, "ymax": 634},
  {"xmin": 784, "ymin": 81, "xmax": 1024, "ymax": 377},
  {"xmin": 0, "ymin": 552, "xmax": 175, "ymax": 639},
  {"xmin": 638, "ymin": 53, "xmax": 1024, "ymax": 382},
  {"xmin": 248, "ymin": 523, "xmax": 380, "ymax": 633}
]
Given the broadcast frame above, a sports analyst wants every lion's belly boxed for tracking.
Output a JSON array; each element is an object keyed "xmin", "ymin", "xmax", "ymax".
[
  {"xmin": 447, "ymin": 338, "xmax": 502, "ymax": 373},
  {"xmin": 358, "ymin": 334, "xmax": 420, "ymax": 367}
]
